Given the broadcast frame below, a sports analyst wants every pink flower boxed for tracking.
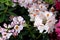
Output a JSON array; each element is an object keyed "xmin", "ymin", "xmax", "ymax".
[
  {"xmin": 8, "ymin": 29, "xmax": 14, "ymax": 33},
  {"xmin": 1, "ymin": 32, "xmax": 12, "ymax": 39},
  {"xmin": 55, "ymin": 20, "xmax": 60, "ymax": 39},
  {"xmin": 55, "ymin": 20, "xmax": 60, "ymax": 28},
  {"xmin": 0, "ymin": 37, "xmax": 4, "ymax": 40},
  {"xmin": 55, "ymin": 28, "xmax": 60, "ymax": 34},
  {"xmin": 12, "ymin": 0, "xmax": 17, "ymax": 2},
  {"xmin": 13, "ymin": 32, "xmax": 18, "ymax": 37},
  {"xmin": 55, "ymin": 0, "xmax": 60, "ymax": 10},
  {"xmin": 0, "ymin": 26, "xmax": 7, "ymax": 33}
]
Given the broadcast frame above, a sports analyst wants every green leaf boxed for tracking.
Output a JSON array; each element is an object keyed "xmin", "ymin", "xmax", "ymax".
[
  {"xmin": 0, "ymin": 12, "xmax": 3, "ymax": 15},
  {"xmin": 42, "ymin": 33, "xmax": 49, "ymax": 40},
  {"xmin": 8, "ymin": 11, "xmax": 16, "ymax": 16},
  {"xmin": 8, "ymin": 8, "xmax": 16, "ymax": 12},
  {"xmin": 0, "ymin": 4, "xmax": 5, "ymax": 10},
  {"xmin": 0, "ymin": 14, "xmax": 6, "ymax": 23},
  {"xmin": 44, "ymin": 0, "xmax": 54, "ymax": 4},
  {"xmin": 0, "ymin": 0, "xmax": 13, "ymax": 6},
  {"xmin": 5, "ymin": 1, "xmax": 13, "ymax": 6},
  {"xmin": 0, "ymin": 33, "xmax": 2, "ymax": 37},
  {"xmin": 5, "ymin": 0, "xmax": 13, "ymax": 6},
  {"xmin": 49, "ymin": 0, "xmax": 54, "ymax": 4},
  {"xmin": 0, "ymin": 0, "xmax": 5, "ymax": 3}
]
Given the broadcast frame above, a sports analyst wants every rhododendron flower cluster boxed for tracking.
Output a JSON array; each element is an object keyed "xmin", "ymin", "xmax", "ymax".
[
  {"xmin": 28, "ymin": 2, "xmax": 49, "ymax": 21},
  {"xmin": 12, "ymin": 0, "xmax": 57, "ymax": 34},
  {"xmin": 34, "ymin": 11, "xmax": 57, "ymax": 33},
  {"xmin": 12, "ymin": 0, "xmax": 37, "ymax": 8},
  {"xmin": 0, "ymin": 16, "xmax": 25, "ymax": 40},
  {"xmin": 28, "ymin": 1, "xmax": 57, "ymax": 33}
]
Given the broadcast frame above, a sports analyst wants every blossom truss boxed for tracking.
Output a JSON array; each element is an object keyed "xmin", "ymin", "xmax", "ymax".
[
  {"xmin": 0, "ymin": 16, "xmax": 25, "ymax": 40},
  {"xmin": 28, "ymin": 1, "xmax": 57, "ymax": 33},
  {"xmin": 12, "ymin": 0, "xmax": 45, "ymax": 8},
  {"xmin": 33, "ymin": 11, "xmax": 57, "ymax": 33},
  {"xmin": 12, "ymin": 0, "xmax": 37, "ymax": 8},
  {"xmin": 28, "ymin": 1, "xmax": 49, "ymax": 21}
]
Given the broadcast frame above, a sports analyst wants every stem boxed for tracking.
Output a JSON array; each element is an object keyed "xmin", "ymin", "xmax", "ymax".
[
  {"xmin": 26, "ymin": 23, "xmax": 36, "ymax": 40},
  {"xmin": 4, "ymin": 6, "xmax": 8, "ymax": 13},
  {"xmin": 36, "ymin": 33, "xmax": 42, "ymax": 40}
]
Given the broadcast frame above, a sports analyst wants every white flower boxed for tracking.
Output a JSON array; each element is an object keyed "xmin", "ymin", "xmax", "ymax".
[
  {"xmin": 13, "ymin": 17, "xmax": 19, "ymax": 24},
  {"xmin": 25, "ymin": 0, "xmax": 33, "ymax": 4},
  {"xmin": 39, "ymin": 11, "xmax": 46, "ymax": 19},
  {"xmin": 11, "ymin": 22, "xmax": 15, "ymax": 27},
  {"xmin": 28, "ymin": 7, "xmax": 34, "ymax": 13},
  {"xmin": 34, "ymin": 12, "xmax": 56, "ymax": 33},
  {"xmin": 34, "ymin": 15, "xmax": 43, "ymax": 27},
  {"xmin": 17, "ymin": 16, "xmax": 24, "ymax": 22},
  {"xmin": 43, "ymin": 11, "xmax": 53, "ymax": 20},
  {"xmin": 18, "ymin": 0, "xmax": 25, "ymax": 4},
  {"xmin": 14, "ymin": 25, "xmax": 23, "ymax": 33},
  {"xmin": 0, "ymin": 26, "xmax": 7, "ymax": 33},
  {"xmin": 17, "ymin": 16, "xmax": 25, "ymax": 25},
  {"xmin": 18, "ymin": 0, "xmax": 37, "ymax": 8},
  {"xmin": 37, "ymin": 24, "xmax": 50, "ymax": 33},
  {"xmin": 29, "ymin": 13, "xmax": 37, "ymax": 21},
  {"xmin": 8, "ymin": 29, "xmax": 14, "ymax": 33},
  {"xmin": 12, "ymin": 16, "xmax": 25, "ymax": 25},
  {"xmin": 2, "ymin": 32, "xmax": 12, "ymax": 39},
  {"xmin": 39, "ymin": 4, "xmax": 47, "ymax": 11},
  {"xmin": 8, "ymin": 24, "xmax": 12, "ymax": 28},
  {"xmin": 37, "ymin": 25, "xmax": 44, "ymax": 33},
  {"xmin": 34, "ymin": 9, "xmax": 40, "ymax": 14},
  {"xmin": 12, "ymin": 0, "xmax": 17, "ymax": 2},
  {"xmin": 44, "ymin": 25, "xmax": 50, "ymax": 33},
  {"xmin": 13, "ymin": 17, "xmax": 17, "ymax": 22},
  {"xmin": 3, "ymin": 23, "xmax": 13, "ymax": 28},
  {"xmin": 28, "ymin": 3, "xmax": 39, "ymax": 21},
  {"xmin": 49, "ymin": 7, "xmax": 56, "ymax": 13},
  {"xmin": 0, "ymin": 16, "xmax": 25, "ymax": 40},
  {"xmin": 3, "ymin": 23, "xmax": 7, "ymax": 28},
  {"xmin": 18, "ymin": 0, "xmax": 28, "ymax": 8},
  {"xmin": 28, "ymin": 3, "xmax": 38, "ymax": 13},
  {"xmin": 37, "ymin": 0, "xmax": 43, "ymax": 4},
  {"xmin": 0, "ymin": 37, "xmax": 4, "ymax": 40},
  {"xmin": 46, "ymin": 15, "xmax": 57, "ymax": 27},
  {"xmin": 45, "ymin": 15, "xmax": 57, "ymax": 33}
]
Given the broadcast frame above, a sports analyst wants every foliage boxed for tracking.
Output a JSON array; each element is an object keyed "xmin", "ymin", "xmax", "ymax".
[
  {"xmin": 0, "ymin": 0, "xmax": 16, "ymax": 23},
  {"xmin": 44, "ymin": 0, "xmax": 54, "ymax": 4},
  {"xmin": 0, "ymin": 0, "xmax": 13, "ymax": 6}
]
